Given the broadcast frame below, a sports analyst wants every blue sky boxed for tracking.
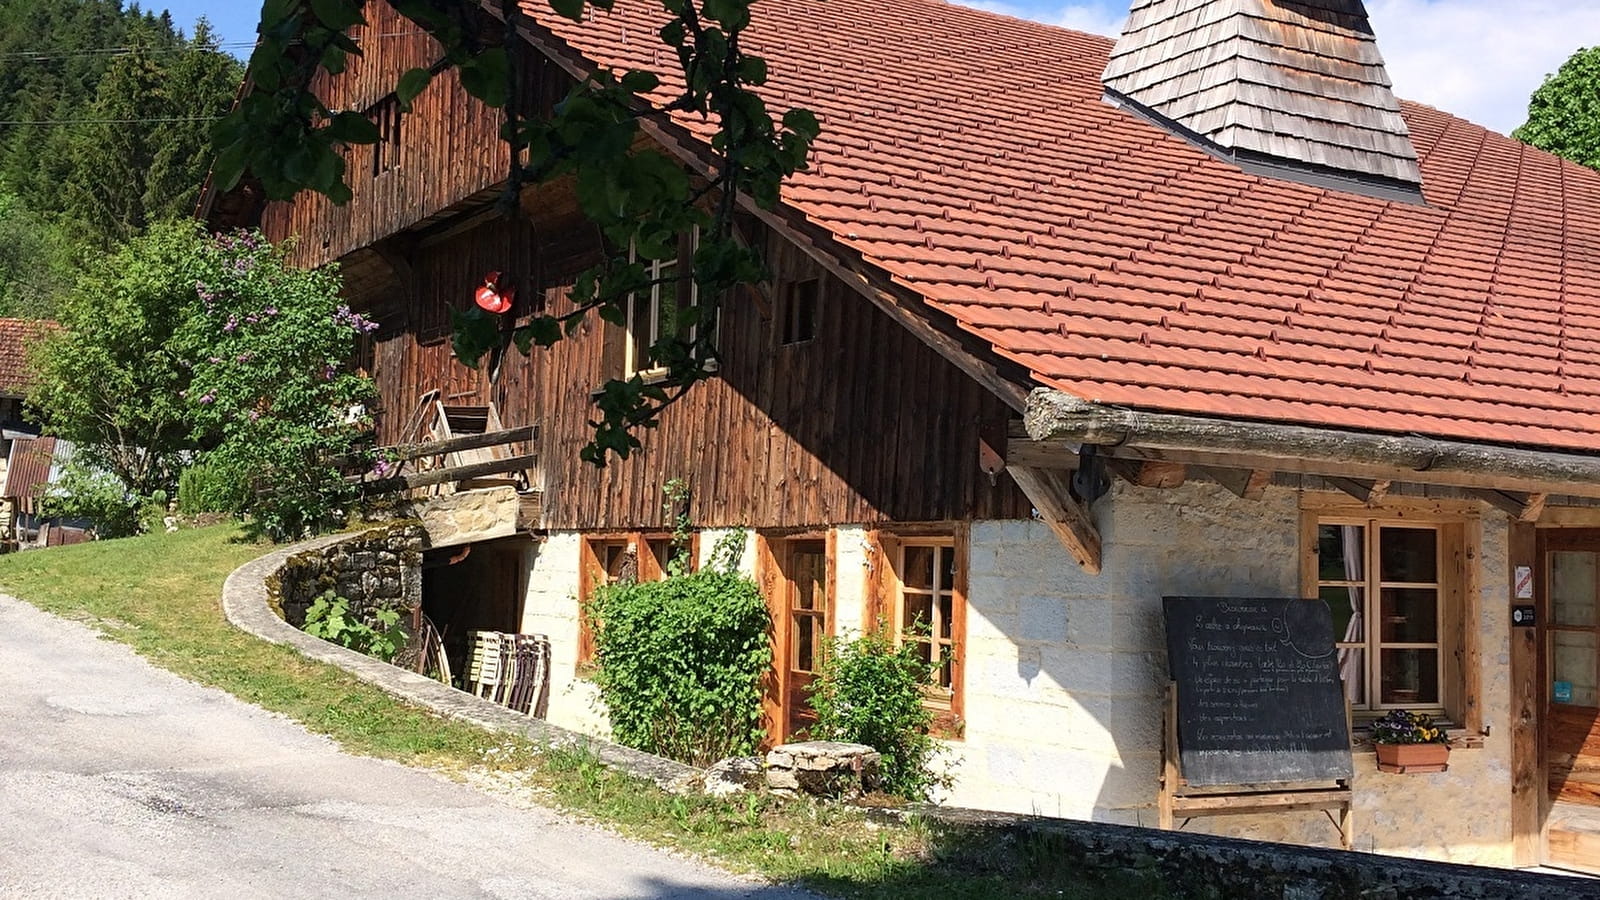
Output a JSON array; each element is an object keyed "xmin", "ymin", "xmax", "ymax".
[{"xmin": 159, "ymin": 1, "xmax": 1600, "ymax": 135}]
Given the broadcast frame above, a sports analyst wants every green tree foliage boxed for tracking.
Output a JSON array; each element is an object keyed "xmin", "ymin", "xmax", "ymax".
[
  {"xmin": 808, "ymin": 628, "xmax": 951, "ymax": 800},
  {"xmin": 0, "ymin": 192, "xmax": 76, "ymax": 317},
  {"xmin": 220, "ymin": 0, "xmax": 818, "ymax": 462},
  {"xmin": 65, "ymin": 18, "xmax": 243, "ymax": 246},
  {"xmin": 28, "ymin": 221, "xmax": 212, "ymax": 497},
  {"xmin": 29, "ymin": 224, "xmax": 376, "ymax": 539},
  {"xmin": 1515, "ymin": 46, "xmax": 1600, "ymax": 170},
  {"xmin": 590, "ymin": 532, "xmax": 771, "ymax": 766},
  {"xmin": 0, "ymin": 3, "xmax": 242, "ymax": 318},
  {"xmin": 176, "ymin": 230, "xmax": 377, "ymax": 540}
]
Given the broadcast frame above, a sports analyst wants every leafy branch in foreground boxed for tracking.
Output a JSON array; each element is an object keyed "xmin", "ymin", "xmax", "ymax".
[{"xmin": 214, "ymin": 0, "xmax": 819, "ymax": 464}]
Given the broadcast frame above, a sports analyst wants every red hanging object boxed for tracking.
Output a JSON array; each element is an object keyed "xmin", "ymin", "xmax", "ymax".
[{"xmin": 475, "ymin": 271, "xmax": 515, "ymax": 314}]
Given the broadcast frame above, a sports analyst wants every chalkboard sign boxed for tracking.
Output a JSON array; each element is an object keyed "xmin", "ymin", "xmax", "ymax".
[{"xmin": 1162, "ymin": 596, "xmax": 1353, "ymax": 787}]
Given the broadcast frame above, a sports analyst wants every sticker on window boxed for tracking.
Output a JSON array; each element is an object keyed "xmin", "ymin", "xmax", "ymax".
[{"xmin": 1555, "ymin": 681, "xmax": 1575, "ymax": 704}]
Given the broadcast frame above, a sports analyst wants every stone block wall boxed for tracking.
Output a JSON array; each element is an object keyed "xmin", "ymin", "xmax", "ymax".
[
  {"xmin": 514, "ymin": 482, "xmax": 1517, "ymax": 868},
  {"xmin": 272, "ymin": 524, "xmax": 424, "ymax": 629}
]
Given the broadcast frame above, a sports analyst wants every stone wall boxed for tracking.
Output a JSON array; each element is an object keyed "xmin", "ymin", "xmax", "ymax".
[
  {"xmin": 517, "ymin": 482, "xmax": 1518, "ymax": 868},
  {"xmin": 272, "ymin": 524, "xmax": 424, "ymax": 629},
  {"xmin": 948, "ymin": 482, "xmax": 1515, "ymax": 868}
]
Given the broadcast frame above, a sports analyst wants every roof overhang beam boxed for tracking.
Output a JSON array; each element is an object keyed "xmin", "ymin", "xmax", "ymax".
[{"xmin": 1023, "ymin": 389, "xmax": 1600, "ymax": 501}]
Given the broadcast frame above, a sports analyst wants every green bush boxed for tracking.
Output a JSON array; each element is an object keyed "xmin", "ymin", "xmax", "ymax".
[
  {"xmin": 302, "ymin": 592, "xmax": 408, "ymax": 662},
  {"xmin": 177, "ymin": 461, "xmax": 240, "ymax": 514},
  {"xmin": 590, "ymin": 532, "xmax": 771, "ymax": 767},
  {"xmin": 37, "ymin": 460, "xmax": 144, "ymax": 538},
  {"xmin": 808, "ymin": 628, "xmax": 951, "ymax": 800}
]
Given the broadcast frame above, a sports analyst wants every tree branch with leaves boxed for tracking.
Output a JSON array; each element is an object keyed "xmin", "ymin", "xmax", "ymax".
[{"xmin": 212, "ymin": 0, "xmax": 818, "ymax": 463}]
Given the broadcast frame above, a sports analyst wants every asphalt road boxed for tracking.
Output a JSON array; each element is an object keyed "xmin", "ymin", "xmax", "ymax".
[{"xmin": 0, "ymin": 595, "xmax": 814, "ymax": 900}]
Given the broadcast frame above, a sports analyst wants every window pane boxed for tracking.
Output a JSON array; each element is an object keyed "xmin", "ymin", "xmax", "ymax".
[
  {"xmin": 1379, "ymin": 527, "xmax": 1437, "ymax": 583},
  {"xmin": 902, "ymin": 546, "xmax": 935, "ymax": 590},
  {"xmin": 902, "ymin": 593, "xmax": 933, "ymax": 633},
  {"xmin": 1320, "ymin": 586, "xmax": 1365, "ymax": 645},
  {"xmin": 794, "ymin": 614, "xmax": 816, "ymax": 673},
  {"xmin": 1379, "ymin": 648, "xmax": 1439, "ymax": 705},
  {"xmin": 938, "ymin": 593, "xmax": 954, "ymax": 640},
  {"xmin": 940, "ymin": 545, "xmax": 957, "ymax": 588},
  {"xmin": 1552, "ymin": 551, "xmax": 1598, "ymax": 627},
  {"xmin": 1318, "ymin": 524, "xmax": 1365, "ymax": 581},
  {"xmin": 1380, "ymin": 588, "xmax": 1439, "ymax": 643},
  {"xmin": 1553, "ymin": 631, "xmax": 1600, "ymax": 707}
]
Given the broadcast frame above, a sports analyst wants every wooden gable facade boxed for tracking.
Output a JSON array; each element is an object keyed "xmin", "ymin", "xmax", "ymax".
[{"xmin": 243, "ymin": 2, "xmax": 1031, "ymax": 534}]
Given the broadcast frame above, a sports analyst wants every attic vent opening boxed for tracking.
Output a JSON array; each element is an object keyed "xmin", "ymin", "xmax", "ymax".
[{"xmin": 1101, "ymin": 0, "xmax": 1424, "ymax": 204}]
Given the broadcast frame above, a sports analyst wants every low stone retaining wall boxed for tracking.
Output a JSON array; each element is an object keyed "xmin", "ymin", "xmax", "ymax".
[
  {"xmin": 271, "ymin": 523, "xmax": 423, "ymax": 628},
  {"xmin": 877, "ymin": 805, "xmax": 1591, "ymax": 899},
  {"xmin": 223, "ymin": 531, "xmax": 698, "ymax": 791}
]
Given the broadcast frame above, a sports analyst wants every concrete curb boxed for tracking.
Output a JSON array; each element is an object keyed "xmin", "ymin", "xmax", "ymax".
[{"xmin": 221, "ymin": 533, "xmax": 700, "ymax": 791}]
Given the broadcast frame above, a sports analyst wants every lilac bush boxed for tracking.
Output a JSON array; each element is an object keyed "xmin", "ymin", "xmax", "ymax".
[{"xmin": 177, "ymin": 229, "xmax": 376, "ymax": 540}]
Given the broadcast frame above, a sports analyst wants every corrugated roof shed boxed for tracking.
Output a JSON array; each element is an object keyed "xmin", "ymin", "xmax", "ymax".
[{"xmin": 529, "ymin": 0, "xmax": 1600, "ymax": 454}]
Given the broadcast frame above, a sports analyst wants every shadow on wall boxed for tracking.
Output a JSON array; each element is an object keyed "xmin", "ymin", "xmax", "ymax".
[{"xmin": 955, "ymin": 480, "xmax": 1303, "ymax": 826}]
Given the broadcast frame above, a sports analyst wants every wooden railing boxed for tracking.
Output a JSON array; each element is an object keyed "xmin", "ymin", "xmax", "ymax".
[{"xmin": 349, "ymin": 425, "xmax": 538, "ymax": 495}]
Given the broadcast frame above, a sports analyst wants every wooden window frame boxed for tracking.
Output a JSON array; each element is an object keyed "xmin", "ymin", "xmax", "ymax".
[
  {"xmin": 624, "ymin": 228, "xmax": 701, "ymax": 380},
  {"xmin": 757, "ymin": 531, "xmax": 837, "ymax": 744},
  {"xmin": 776, "ymin": 277, "xmax": 820, "ymax": 347},
  {"xmin": 1299, "ymin": 496, "xmax": 1482, "ymax": 736},
  {"xmin": 865, "ymin": 524, "xmax": 968, "ymax": 737},
  {"xmin": 577, "ymin": 531, "xmax": 696, "ymax": 672}
]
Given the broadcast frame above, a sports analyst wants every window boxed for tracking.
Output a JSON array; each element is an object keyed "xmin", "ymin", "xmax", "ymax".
[
  {"xmin": 578, "ymin": 532, "xmax": 692, "ymax": 670},
  {"xmin": 870, "ymin": 529, "xmax": 967, "ymax": 730},
  {"xmin": 369, "ymin": 97, "xmax": 402, "ymax": 176},
  {"xmin": 778, "ymin": 278, "xmax": 819, "ymax": 345},
  {"xmin": 1318, "ymin": 521, "xmax": 1443, "ymax": 710},
  {"xmin": 578, "ymin": 537, "xmax": 635, "ymax": 668},
  {"xmin": 625, "ymin": 228, "xmax": 703, "ymax": 378}
]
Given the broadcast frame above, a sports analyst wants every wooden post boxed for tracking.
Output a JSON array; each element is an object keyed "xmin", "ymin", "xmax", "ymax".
[
  {"xmin": 1160, "ymin": 682, "xmax": 1178, "ymax": 831},
  {"xmin": 1509, "ymin": 521, "xmax": 1541, "ymax": 867}
]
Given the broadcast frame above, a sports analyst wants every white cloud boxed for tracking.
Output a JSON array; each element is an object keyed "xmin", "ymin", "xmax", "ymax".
[
  {"xmin": 959, "ymin": 0, "xmax": 1600, "ymax": 136},
  {"xmin": 1366, "ymin": 0, "xmax": 1600, "ymax": 134}
]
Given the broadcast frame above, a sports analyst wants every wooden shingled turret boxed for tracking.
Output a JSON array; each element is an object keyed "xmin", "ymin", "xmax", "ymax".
[{"xmin": 1102, "ymin": 0, "xmax": 1423, "ymax": 200}]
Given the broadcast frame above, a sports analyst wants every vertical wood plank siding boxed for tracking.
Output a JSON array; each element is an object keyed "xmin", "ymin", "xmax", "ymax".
[
  {"xmin": 252, "ymin": 2, "xmax": 1030, "ymax": 531},
  {"xmin": 256, "ymin": 3, "xmax": 560, "ymax": 269},
  {"xmin": 337, "ymin": 198, "xmax": 1029, "ymax": 530}
]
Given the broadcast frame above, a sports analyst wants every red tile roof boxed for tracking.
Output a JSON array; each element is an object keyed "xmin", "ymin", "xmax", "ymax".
[
  {"xmin": 0, "ymin": 318, "xmax": 51, "ymax": 397},
  {"xmin": 531, "ymin": 0, "xmax": 1600, "ymax": 453}
]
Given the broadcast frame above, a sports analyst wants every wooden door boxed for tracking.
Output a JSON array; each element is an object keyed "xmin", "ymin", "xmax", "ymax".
[
  {"xmin": 1540, "ymin": 530, "xmax": 1600, "ymax": 871},
  {"xmin": 762, "ymin": 536, "xmax": 833, "ymax": 743}
]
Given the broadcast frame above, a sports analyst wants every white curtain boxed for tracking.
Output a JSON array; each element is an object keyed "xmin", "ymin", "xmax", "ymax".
[{"xmin": 1337, "ymin": 525, "xmax": 1365, "ymax": 703}]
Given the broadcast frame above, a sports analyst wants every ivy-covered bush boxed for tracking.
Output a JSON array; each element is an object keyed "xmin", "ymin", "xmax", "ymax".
[
  {"xmin": 176, "ymin": 230, "xmax": 377, "ymax": 540},
  {"xmin": 808, "ymin": 628, "xmax": 951, "ymax": 800},
  {"xmin": 590, "ymin": 533, "xmax": 771, "ymax": 767}
]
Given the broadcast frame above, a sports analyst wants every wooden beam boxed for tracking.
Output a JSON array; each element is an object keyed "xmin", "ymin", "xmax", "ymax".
[
  {"xmin": 381, "ymin": 425, "xmax": 538, "ymax": 464},
  {"xmin": 357, "ymin": 454, "xmax": 537, "ymax": 494},
  {"xmin": 1105, "ymin": 458, "xmax": 1187, "ymax": 488},
  {"xmin": 1470, "ymin": 489, "xmax": 1548, "ymax": 522},
  {"xmin": 1005, "ymin": 421, "xmax": 1078, "ymax": 469},
  {"xmin": 1201, "ymin": 466, "xmax": 1272, "ymax": 500},
  {"xmin": 1006, "ymin": 465, "xmax": 1102, "ymax": 575},
  {"xmin": 1323, "ymin": 476, "xmax": 1390, "ymax": 506},
  {"xmin": 1027, "ymin": 389, "xmax": 1600, "ymax": 499}
]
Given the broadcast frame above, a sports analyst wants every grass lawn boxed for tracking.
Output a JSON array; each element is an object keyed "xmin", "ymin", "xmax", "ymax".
[{"xmin": 0, "ymin": 526, "xmax": 1159, "ymax": 899}]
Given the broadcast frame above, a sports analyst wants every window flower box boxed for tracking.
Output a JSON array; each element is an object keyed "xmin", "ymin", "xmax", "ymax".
[{"xmin": 1372, "ymin": 709, "xmax": 1451, "ymax": 774}]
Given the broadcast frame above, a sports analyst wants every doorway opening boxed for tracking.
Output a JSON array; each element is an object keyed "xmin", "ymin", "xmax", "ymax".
[
  {"xmin": 421, "ymin": 536, "xmax": 530, "ymax": 690},
  {"xmin": 762, "ymin": 534, "xmax": 834, "ymax": 744}
]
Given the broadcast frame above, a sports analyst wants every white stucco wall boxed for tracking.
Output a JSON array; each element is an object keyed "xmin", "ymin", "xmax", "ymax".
[{"xmin": 516, "ymin": 484, "xmax": 1515, "ymax": 866}]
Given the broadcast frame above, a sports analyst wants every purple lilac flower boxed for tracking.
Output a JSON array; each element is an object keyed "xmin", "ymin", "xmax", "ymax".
[
  {"xmin": 198, "ymin": 392, "xmax": 216, "ymax": 405},
  {"xmin": 262, "ymin": 306, "xmax": 278, "ymax": 317},
  {"xmin": 208, "ymin": 356, "xmax": 223, "ymax": 364},
  {"xmin": 224, "ymin": 316, "xmax": 238, "ymax": 333}
]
